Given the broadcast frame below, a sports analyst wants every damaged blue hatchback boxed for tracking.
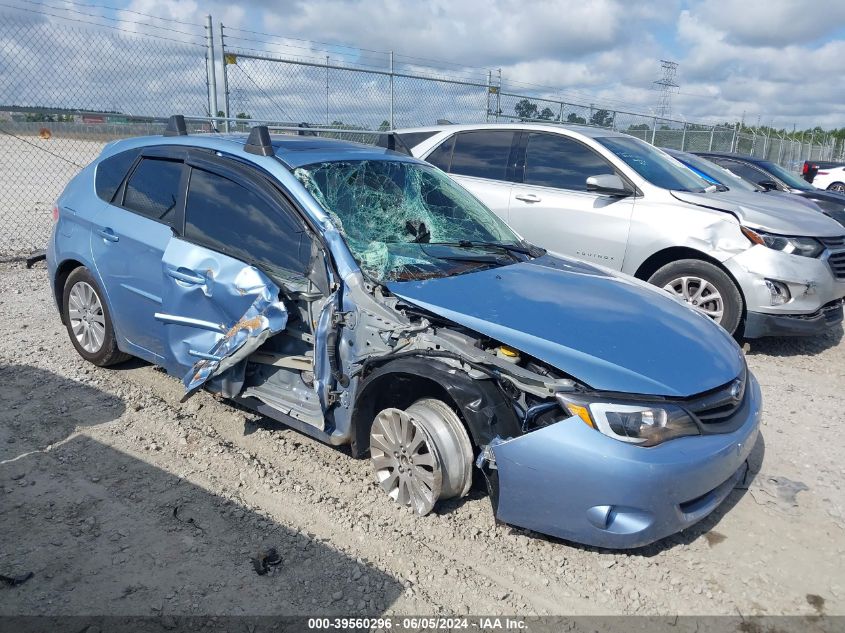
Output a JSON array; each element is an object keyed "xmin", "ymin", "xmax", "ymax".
[{"xmin": 47, "ymin": 116, "xmax": 761, "ymax": 549}]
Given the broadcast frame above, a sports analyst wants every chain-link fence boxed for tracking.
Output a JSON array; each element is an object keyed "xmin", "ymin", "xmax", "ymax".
[
  {"xmin": 0, "ymin": 12, "xmax": 211, "ymax": 257},
  {"xmin": 1, "ymin": 7, "xmax": 843, "ymax": 258}
]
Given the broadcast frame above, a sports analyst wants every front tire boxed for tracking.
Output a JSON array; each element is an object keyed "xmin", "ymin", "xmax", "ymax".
[
  {"xmin": 826, "ymin": 182, "xmax": 845, "ymax": 193},
  {"xmin": 369, "ymin": 398, "xmax": 473, "ymax": 516},
  {"xmin": 648, "ymin": 259, "xmax": 743, "ymax": 335},
  {"xmin": 62, "ymin": 267, "xmax": 130, "ymax": 366}
]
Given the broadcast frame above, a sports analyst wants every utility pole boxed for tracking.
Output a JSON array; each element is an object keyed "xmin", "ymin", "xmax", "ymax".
[
  {"xmin": 205, "ymin": 15, "xmax": 218, "ymax": 127},
  {"xmin": 652, "ymin": 60, "xmax": 679, "ymax": 118}
]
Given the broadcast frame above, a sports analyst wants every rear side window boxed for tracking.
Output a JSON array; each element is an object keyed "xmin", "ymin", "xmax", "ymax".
[
  {"xmin": 95, "ymin": 148, "xmax": 141, "ymax": 203},
  {"xmin": 425, "ymin": 135, "xmax": 455, "ymax": 171},
  {"xmin": 711, "ymin": 159, "xmax": 768, "ymax": 185},
  {"xmin": 184, "ymin": 168, "xmax": 311, "ymax": 276},
  {"xmin": 397, "ymin": 131, "xmax": 438, "ymax": 150},
  {"xmin": 523, "ymin": 133, "xmax": 615, "ymax": 190},
  {"xmin": 449, "ymin": 130, "xmax": 515, "ymax": 180},
  {"xmin": 123, "ymin": 158, "xmax": 184, "ymax": 224}
]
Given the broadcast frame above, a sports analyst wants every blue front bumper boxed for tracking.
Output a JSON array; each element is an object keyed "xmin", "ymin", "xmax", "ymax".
[{"xmin": 491, "ymin": 374, "xmax": 762, "ymax": 549}]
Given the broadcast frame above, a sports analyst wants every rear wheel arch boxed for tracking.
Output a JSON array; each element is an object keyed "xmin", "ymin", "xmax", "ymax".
[
  {"xmin": 348, "ymin": 358, "xmax": 520, "ymax": 459},
  {"xmin": 54, "ymin": 259, "xmax": 86, "ymax": 323}
]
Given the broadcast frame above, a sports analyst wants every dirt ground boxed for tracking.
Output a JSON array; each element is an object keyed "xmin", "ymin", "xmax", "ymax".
[{"xmin": 1, "ymin": 259, "xmax": 844, "ymax": 619}]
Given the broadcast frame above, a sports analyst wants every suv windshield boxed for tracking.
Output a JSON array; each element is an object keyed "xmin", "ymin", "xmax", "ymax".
[
  {"xmin": 295, "ymin": 160, "xmax": 528, "ymax": 283},
  {"xmin": 758, "ymin": 160, "xmax": 813, "ymax": 191},
  {"xmin": 674, "ymin": 152, "xmax": 758, "ymax": 192},
  {"xmin": 597, "ymin": 136, "xmax": 709, "ymax": 192}
]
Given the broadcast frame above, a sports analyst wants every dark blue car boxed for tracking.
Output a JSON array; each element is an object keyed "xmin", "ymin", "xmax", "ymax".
[{"xmin": 47, "ymin": 117, "xmax": 761, "ymax": 548}]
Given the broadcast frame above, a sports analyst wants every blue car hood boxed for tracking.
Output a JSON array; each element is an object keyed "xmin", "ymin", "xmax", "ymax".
[{"xmin": 386, "ymin": 254, "xmax": 744, "ymax": 397}]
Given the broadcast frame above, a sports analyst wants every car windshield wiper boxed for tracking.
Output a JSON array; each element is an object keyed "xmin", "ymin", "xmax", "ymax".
[{"xmin": 427, "ymin": 240, "xmax": 536, "ymax": 257}]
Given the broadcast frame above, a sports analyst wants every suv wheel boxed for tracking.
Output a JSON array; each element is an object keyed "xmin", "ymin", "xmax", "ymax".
[
  {"xmin": 827, "ymin": 182, "xmax": 845, "ymax": 193},
  {"xmin": 648, "ymin": 259, "xmax": 743, "ymax": 335},
  {"xmin": 369, "ymin": 398, "xmax": 473, "ymax": 516},
  {"xmin": 62, "ymin": 267, "xmax": 130, "ymax": 366}
]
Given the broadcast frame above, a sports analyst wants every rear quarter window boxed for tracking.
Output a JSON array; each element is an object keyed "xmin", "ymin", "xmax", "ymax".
[
  {"xmin": 397, "ymin": 131, "xmax": 438, "ymax": 150},
  {"xmin": 95, "ymin": 148, "xmax": 141, "ymax": 203}
]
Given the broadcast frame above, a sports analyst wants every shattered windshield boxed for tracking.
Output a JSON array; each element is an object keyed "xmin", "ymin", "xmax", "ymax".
[{"xmin": 295, "ymin": 159, "xmax": 529, "ymax": 282}]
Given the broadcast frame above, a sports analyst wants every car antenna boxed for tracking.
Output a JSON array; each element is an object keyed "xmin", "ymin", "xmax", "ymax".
[
  {"xmin": 244, "ymin": 125, "xmax": 275, "ymax": 157},
  {"xmin": 163, "ymin": 114, "xmax": 188, "ymax": 137}
]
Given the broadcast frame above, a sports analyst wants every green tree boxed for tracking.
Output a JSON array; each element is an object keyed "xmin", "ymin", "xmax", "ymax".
[
  {"xmin": 514, "ymin": 98, "xmax": 539, "ymax": 121},
  {"xmin": 566, "ymin": 112, "xmax": 587, "ymax": 124},
  {"xmin": 538, "ymin": 107, "xmax": 555, "ymax": 120},
  {"xmin": 589, "ymin": 109, "xmax": 614, "ymax": 127}
]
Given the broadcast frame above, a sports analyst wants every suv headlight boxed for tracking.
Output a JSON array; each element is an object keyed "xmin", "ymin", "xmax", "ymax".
[
  {"xmin": 741, "ymin": 227, "xmax": 823, "ymax": 258},
  {"xmin": 556, "ymin": 393, "xmax": 699, "ymax": 447}
]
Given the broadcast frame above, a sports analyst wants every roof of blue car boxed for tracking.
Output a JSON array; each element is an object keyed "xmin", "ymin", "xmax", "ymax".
[{"xmin": 103, "ymin": 132, "xmax": 418, "ymax": 169}]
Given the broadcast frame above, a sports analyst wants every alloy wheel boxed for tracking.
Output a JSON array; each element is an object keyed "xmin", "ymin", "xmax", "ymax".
[
  {"xmin": 828, "ymin": 182, "xmax": 845, "ymax": 193},
  {"xmin": 370, "ymin": 407, "xmax": 443, "ymax": 515},
  {"xmin": 67, "ymin": 281, "xmax": 106, "ymax": 353},
  {"xmin": 663, "ymin": 275, "xmax": 724, "ymax": 323}
]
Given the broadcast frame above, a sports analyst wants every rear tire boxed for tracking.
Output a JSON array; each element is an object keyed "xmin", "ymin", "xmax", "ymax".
[
  {"xmin": 62, "ymin": 267, "xmax": 130, "ymax": 367},
  {"xmin": 826, "ymin": 181, "xmax": 845, "ymax": 193},
  {"xmin": 648, "ymin": 259, "xmax": 743, "ymax": 335}
]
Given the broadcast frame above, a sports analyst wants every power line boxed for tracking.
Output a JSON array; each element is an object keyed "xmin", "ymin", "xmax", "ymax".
[
  {"xmin": 0, "ymin": 2, "xmax": 205, "ymax": 46},
  {"xmin": 32, "ymin": 0, "xmax": 204, "ymax": 27},
  {"xmin": 653, "ymin": 60, "xmax": 679, "ymax": 118}
]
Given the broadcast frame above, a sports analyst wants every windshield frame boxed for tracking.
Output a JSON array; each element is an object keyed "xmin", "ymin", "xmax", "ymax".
[
  {"xmin": 596, "ymin": 135, "xmax": 711, "ymax": 193},
  {"xmin": 293, "ymin": 158, "xmax": 532, "ymax": 284}
]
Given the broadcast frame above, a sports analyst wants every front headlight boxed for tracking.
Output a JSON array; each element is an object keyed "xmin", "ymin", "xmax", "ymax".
[
  {"xmin": 741, "ymin": 227, "xmax": 823, "ymax": 258},
  {"xmin": 556, "ymin": 394, "xmax": 699, "ymax": 447}
]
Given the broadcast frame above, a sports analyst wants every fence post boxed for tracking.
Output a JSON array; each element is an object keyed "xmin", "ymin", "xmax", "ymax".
[
  {"xmin": 486, "ymin": 70, "xmax": 491, "ymax": 122},
  {"xmin": 680, "ymin": 122, "xmax": 687, "ymax": 151},
  {"xmin": 389, "ymin": 51, "xmax": 394, "ymax": 129},
  {"xmin": 731, "ymin": 123, "xmax": 738, "ymax": 152},
  {"xmin": 219, "ymin": 22, "xmax": 230, "ymax": 132},
  {"xmin": 650, "ymin": 117, "xmax": 657, "ymax": 145},
  {"xmin": 708, "ymin": 125, "xmax": 714, "ymax": 151},
  {"xmin": 205, "ymin": 15, "xmax": 218, "ymax": 127},
  {"xmin": 325, "ymin": 56, "xmax": 330, "ymax": 125},
  {"xmin": 495, "ymin": 69, "xmax": 501, "ymax": 122}
]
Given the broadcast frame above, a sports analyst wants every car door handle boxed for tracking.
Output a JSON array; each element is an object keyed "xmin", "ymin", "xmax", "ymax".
[
  {"xmin": 167, "ymin": 268, "xmax": 205, "ymax": 285},
  {"xmin": 96, "ymin": 227, "xmax": 119, "ymax": 242},
  {"xmin": 514, "ymin": 193, "xmax": 542, "ymax": 203}
]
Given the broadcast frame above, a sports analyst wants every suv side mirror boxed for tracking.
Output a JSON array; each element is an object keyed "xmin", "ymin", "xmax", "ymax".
[
  {"xmin": 586, "ymin": 173, "xmax": 633, "ymax": 197},
  {"xmin": 757, "ymin": 179, "xmax": 779, "ymax": 191}
]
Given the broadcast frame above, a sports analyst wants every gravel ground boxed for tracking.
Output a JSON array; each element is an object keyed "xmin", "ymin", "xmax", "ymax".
[{"xmin": 1, "ymin": 259, "xmax": 844, "ymax": 618}]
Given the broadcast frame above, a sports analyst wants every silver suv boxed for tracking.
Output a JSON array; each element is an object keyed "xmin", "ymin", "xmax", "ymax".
[{"xmin": 399, "ymin": 124, "xmax": 845, "ymax": 337}]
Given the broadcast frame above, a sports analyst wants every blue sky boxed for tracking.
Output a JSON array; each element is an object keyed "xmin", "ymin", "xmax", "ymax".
[{"xmin": 3, "ymin": 0, "xmax": 845, "ymax": 129}]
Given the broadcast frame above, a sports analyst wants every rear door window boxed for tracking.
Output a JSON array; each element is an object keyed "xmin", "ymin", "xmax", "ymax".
[
  {"xmin": 184, "ymin": 167, "xmax": 311, "ymax": 277},
  {"xmin": 523, "ymin": 133, "xmax": 615, "ymax": 191},
  {"xmin": 95, "ymin": 148, "xmax": 141, "ymax": 203},
  {"xmin": 448, "ymin": 130, "xmax": 516, "ymax": 181},
  {"xmin": 123, "ymin": 157, "xmax": 184, "ymax": 225},
  {"xmin": 710, "ymin": 159, "xmax": 768, "ymax": 185}
]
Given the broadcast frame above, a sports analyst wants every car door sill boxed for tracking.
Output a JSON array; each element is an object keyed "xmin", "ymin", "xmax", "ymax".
[{"xmin": 234, "ymin": 395, "xmax": 342, "ymax": 445}]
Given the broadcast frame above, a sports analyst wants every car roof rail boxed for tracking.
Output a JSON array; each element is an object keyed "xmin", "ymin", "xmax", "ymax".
[
  {"xmin": 244, "ymin": 125, "xmax": 275, "ymax": 157},
  {"xmin": 163, "ymin": 114, "xmax": 188, "ymax": 137}
]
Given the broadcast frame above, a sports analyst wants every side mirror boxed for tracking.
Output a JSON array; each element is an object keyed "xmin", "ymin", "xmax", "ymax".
[
  {"xmin": 757, "ymin": 179, "xmax": 779, "ymax": 191},
  {"xmin": 586, "ymin": 173, "xmax": 633, "ymax": 197}
]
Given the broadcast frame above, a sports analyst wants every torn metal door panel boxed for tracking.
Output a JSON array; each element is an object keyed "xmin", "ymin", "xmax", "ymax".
[{"xmin": 156, "ymin": 238, "xmax": 288, "ymax": 395}]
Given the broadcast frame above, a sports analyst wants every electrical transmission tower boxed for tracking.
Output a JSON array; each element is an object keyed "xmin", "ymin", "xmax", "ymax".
[{"xmin": 653, "ymin": 60, "xmax": 679, "ymax": 118}]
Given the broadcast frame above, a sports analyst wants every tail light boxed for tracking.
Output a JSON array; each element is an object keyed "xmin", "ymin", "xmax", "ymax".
[
  {"xmin": 52, "ymin": 205, "xmax": 60, "ymax": 222},
  {"xmin": 802, "ymin": 163, "xmax": 809, "ymax": 174}
]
